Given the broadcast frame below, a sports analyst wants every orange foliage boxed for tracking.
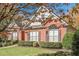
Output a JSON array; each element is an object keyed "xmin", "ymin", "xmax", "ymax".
[{"xmin": 0, "ymin": 32, "xmax": 8, "ymax": 38}]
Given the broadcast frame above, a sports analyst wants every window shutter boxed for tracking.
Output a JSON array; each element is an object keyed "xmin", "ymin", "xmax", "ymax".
[
  {"xmin": 27, "ymin": 32, "xmax": 30, "ymax": 41},
  {"xmin": 58, "ymin": 30, "xmax": 61, "ymax": 42},
  {"xmin": 46, "ymin": 31, "xmax": 49, "ymax": 42}
]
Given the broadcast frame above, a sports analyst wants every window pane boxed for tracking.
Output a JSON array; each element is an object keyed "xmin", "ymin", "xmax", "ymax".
[
  {"xmin": 12, "ymin": 32, "xmax": 17, "ymax": 40},
  {"xmin": 37, "ymin": 36, "xmax": 39, "ymax": 41},
  {"xmin": 49, "ymin": 37, "xmax": 53, "ymax": 42},
  {"xmin": 34, "ymin": 37, "xmax": 36, "ymax": 41},
  {"xmin": 53, "ymin": 36, "xmax": 58, "ymax": 42},
  {"xmin": 49, "ymin": 29, "xmax": 59, "ymax": 42},
  {"xmin": 30, "ymin": 32, "xmax": 32, "ymax": 36},
  {"xmin": 53, "ymin": 30, "xmax": 58, "ymax": 42},
  {"xmin": 54, "ymin": 30, "xmax": 58, "ymax": 36},
  {"xmin": 30, "ymin": 37, "xmax": 32, "ymax": 41},
  {"xmin": 33, "ymin": 32, "xmax": 36, "ymax": 36},
  {"xmin": 30, "ymin": 32, "xmax": 39, "ymax": 41},
  {"xmin": 37, "ymin": 32, "xmax": 39, "ymax": 37},
  {"xmin": 49, "ymin": 31, "xmax": 53, "ymax": 36}
]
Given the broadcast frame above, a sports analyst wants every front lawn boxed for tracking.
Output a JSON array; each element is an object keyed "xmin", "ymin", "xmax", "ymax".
[{"xmin": 0, "ymin": 46, "xmax": 57, "ymax": 56}]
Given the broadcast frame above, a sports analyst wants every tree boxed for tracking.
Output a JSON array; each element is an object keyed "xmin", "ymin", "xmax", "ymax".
[
  {"xmin": 0, "ymin": 3, "xmax": 47, "ymax": 32},
  {"xmin": 0, "ymin": 3, "xmax": 32, "ymax": 32},
  {"xmin": 0, "ymin": 3, "xmax": 19, "ymax": 32},
  {"xmin": 64, "ymin": 3, "xmax": 79, "ymax": 29},
  {"xmin": 0, "ymin": 3, "xmax": 73, "ymax": 32},
  {"xmin": 72, "ymin": 29, "xmax": 79, "ymax": 55},
  {"xmin": 62, "ymin": 32, "xmax": 74, "ymax": 49}
]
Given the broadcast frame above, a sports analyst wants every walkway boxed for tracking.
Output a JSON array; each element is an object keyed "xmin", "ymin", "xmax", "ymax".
[{"xmin": 0, "ymin": 44, "xmax": 17, "ymax": 49}]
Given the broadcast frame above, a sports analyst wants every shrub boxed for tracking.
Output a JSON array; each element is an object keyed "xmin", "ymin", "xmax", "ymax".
[
  {"xmin": 0, "ymin": 42, "xmax": 6, "ymax": 47},
  {"xmin": 39, "ymin": 42, "xmax": 62, "ymax": 49},
  {"xmin": 0, "ymin": 38, "xmax": 7, "ymax": 47},
  {"xmin": 52, "ymin": 42, "xmax": 62, "ymax": 49},
  {"xmin": 0, "ymin": 39, "xmax": 18, "ymax": 47},
  {"xmin": 5, "ymin": 42, "xmax": 13, "ymax": 46},
  {"xmin": 25, "ymin": 41, "xmax": 34, "ymax": 46},
  {"xmin": 18, "ymin": 41, "xmax": 34, "ymax": 47},
  {"xmin": 4, "ymin": 40, "xmax": 13, "ymax": 46},
  {"xmin": 54, "ymin": 51, "xmax": 71, "ymax": 56},
  {"xmin": 12, "ymin": 40, "xmax": 18, "ymax": 44},
  {"xmin": 18, "ymin": 41, "xmax": 62, "ymax": 48},
  {"xmin": 7, "ymin": 40, "xmax": 13, "ymax": 45},
  {"xmin": 62, "ymin": 32, "xmax": 74, "ymax": 49},
  {"xmin": 37, "ymin": 51, "xmax": 71, "ymax": 56},
  {"xmin": 33, "ymin": 42, "xmax": 39, "ymax": 47},
  {"xmin": 18, "ymin": 41, "xmax": 24, "ymax": 46},
  {"xmin": 72, "ymin": 29, "xmax": 79, "ymax": 56},
  {"xmin": 37, "ymin": 53, "xmax": 53, "ymax": 56}
]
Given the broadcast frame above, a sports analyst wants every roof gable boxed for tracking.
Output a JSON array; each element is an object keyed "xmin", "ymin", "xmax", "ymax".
[
  {"xmin": 30, "ymin": 6, "xmax": 59, "ymax": 21},
  {"xmin": 27, "ymin": 6, "xmax": 68, "ymax": 28},
  {"xmin": 7, "ymin": 20, "xmax": 20, "ymax": 29}
]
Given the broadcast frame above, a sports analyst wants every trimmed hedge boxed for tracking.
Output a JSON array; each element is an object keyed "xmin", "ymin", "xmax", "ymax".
[
  {"xmin": 38, "ymin": 51, "xmax": 71, "ymax": 56},
  {"xmin": 0, "ymin": 39, "xmax": 18, "ymax": 47},
  {"xmin": 18, "ymin": 41, "xmax": 62, "ymax": 49},
  {"xmin": 18, "ymin": 41, "xmax": 34, "ymax": 47},
  {"xmin": 39, "ymin": 42, "xmax": 62, "ymax": 49}
]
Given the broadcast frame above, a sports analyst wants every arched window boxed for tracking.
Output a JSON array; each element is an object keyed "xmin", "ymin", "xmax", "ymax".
[
  {"xmin": 49, "ymin": 24, "xmax": 57, "ymax": 29},
  {"xmin": 48, "ymin": 25, "xmax": 59, "ymax": 42}
]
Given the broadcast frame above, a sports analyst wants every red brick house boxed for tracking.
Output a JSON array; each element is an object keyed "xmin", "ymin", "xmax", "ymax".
[{"xmin": 5, "ymin": 6, "xmax": 68, "ymax": 42}]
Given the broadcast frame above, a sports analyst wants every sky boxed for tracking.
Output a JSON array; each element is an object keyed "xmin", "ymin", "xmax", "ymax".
[
  {"xmin": 20, "ymin": 3, "xmax": 76, "ymax": 15},
  {"xmin": 56, "ymin": 3, "xmax": 76, "ymax": 13}
]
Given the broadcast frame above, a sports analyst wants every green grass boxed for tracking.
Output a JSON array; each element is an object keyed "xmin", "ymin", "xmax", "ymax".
[{"xmin": 0, "ymin": 46, "xmax": 55, "ymax": 56}]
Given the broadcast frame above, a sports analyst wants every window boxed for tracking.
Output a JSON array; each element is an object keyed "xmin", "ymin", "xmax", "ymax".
[
  {"xmin": 29, "ymin": 32, "xmax": 39, "ymax": 41},
  {"xmin": 12, "ymin": 32, "xmax": 17, "ymax": 40},
  {"xmin": 49, "ymin": 29, "xmax": 59, "ymax": 42}
]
